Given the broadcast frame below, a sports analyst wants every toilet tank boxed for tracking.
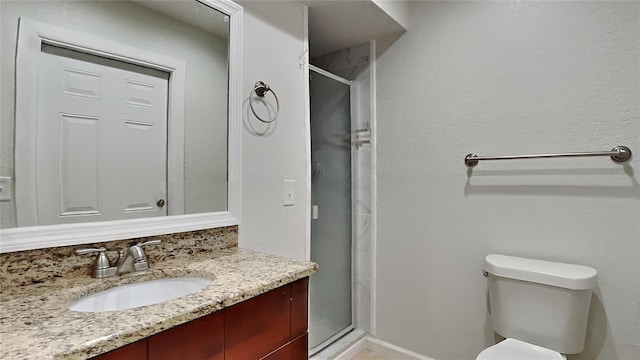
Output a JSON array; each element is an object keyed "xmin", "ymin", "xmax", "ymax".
[{"xmin": 484, "ymin": 254, "xmax": 597, "ymax": 354}]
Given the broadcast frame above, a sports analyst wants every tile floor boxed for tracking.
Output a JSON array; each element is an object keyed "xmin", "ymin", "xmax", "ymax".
[{"xmin": 351, "ymin": 349, "xmax": 392, "ymax": 360}]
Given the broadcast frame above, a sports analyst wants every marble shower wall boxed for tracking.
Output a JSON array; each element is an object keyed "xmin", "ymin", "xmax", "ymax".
[{"xmin": 312, "ymin": 42, "xmax": 373, "ymax": 332}]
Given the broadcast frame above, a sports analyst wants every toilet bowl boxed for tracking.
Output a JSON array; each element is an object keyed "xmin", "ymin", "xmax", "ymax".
[
  {"xmin": 477, "ymin": 254, "xmax": 597, "ymax": 360},
  {"xmin": 477, "ymin": 338, "xmax": 566, "ymax": 360}
]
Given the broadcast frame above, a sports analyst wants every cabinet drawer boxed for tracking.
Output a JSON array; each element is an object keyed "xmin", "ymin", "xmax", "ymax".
[
  {"xmin": 262, "ymin": 333, "xmax": 308, "ymax": 360},
  {"xmin": 148, "ymin": 311, "xmax": 224, "ymax": 360},
  {"xmin": 91, "ymin": 340, "xmax": 147, "ymax": 360},
  {"xmin": 225, "ymin": 286, "xmax": 292, "ymax": 359}
]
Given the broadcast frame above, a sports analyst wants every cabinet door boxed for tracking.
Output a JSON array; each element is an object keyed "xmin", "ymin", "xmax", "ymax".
[
  {"xmin": 91, "ymin": 340, "xmax": 147, "ymax": 360},
  {"xmin": 289, "ymin": 333, "xmax": 309, "ymax": 360},
  {"xmin": 291, "ymin": 277, "xmax": 309, "ymax": 338},
  {"xmin": 261, "ymin": 333, "xmax": 308, "ymax": 360},
  {"xmin": 225, "ymin": 286, "xmax": 292, "ymax": 360},
  {"xmin": 148, "ymin": 311, "xmax": 224, "ymax": 360}
]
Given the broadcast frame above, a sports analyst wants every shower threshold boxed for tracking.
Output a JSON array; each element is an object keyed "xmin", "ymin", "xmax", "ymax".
[{"xmin": 310, "ymin": 328, "xmax": 365, "ymax": 359}]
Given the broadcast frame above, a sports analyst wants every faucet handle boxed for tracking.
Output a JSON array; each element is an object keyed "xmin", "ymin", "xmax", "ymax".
[
  {"xmin": 75, "ymin": 247, "xmax": 116, "ymax": 278},
  {"xmin": 138, "ymin": 240, "xmax": 161, "ymax": 247},
  {"xmin": 76, "ymin": 247, "xmax": 110, "ymax": 269},
  {"xmin": 75, "ymin": 247, "xmax": 107, "ymax": 255}
]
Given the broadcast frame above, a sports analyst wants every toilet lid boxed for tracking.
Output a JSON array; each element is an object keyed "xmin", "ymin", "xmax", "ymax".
[{"xmin": 476, "ymin": 338, "xmax": 566, "ymax": 360}]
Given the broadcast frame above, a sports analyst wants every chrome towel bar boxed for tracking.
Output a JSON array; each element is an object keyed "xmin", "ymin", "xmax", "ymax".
[{"xmin": 465, "ymin": 146, "xmax": 632, "ymax": 167}]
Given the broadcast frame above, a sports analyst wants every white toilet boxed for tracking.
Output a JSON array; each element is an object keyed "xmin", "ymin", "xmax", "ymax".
[{"xmin": 477, "ymin": 254, "xmax": 598, "ymax": 360}]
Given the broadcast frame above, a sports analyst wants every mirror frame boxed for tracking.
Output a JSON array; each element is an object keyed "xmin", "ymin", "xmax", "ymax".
[{"xmin": 0, "ymin": 0, "xmax": 242, "ymax": 253}]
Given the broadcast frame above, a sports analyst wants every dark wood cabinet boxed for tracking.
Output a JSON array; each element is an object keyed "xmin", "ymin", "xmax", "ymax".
[
  {"xmin": 262, "ymin": 334, "xmax": 308, "ymax": 360},
  {"xmin": 224, "ymin": 276, "xmax": 309, "ymax": 359},
  {"xmin": 148, "ymin": 310, "xmax": 224, "ymax": 360},
  {"xmin": 290, "ymin": 277, "xmax": 309, "ymax": 339},
  {"xmin": 91, "ymin": 339, "xmax": 147, "ymax": 360},
  {"xmin": 225, "ymin": 285, "xmax": 292, "ymax": 359},
  {"xmin": 90, "ymin": 277, "xmax": 309, "ymax": 360},
  {"xmin": 288, "ymin": 333, "xmax": 309, "ymax": 360}
]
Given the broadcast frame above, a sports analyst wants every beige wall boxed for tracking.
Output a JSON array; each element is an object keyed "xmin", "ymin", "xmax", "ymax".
[
  {"xmin": 237, "ymin": 1, "xmax": 309, "ymax": 261},
  {"xmin": 375, "ymin": 1, "xmax": 639, "ymax": 359}
]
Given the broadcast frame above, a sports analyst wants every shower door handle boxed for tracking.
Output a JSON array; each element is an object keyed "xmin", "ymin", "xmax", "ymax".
[{"xmin": 311, "ymin": 205, "xmax": 319, "ymax": 220}]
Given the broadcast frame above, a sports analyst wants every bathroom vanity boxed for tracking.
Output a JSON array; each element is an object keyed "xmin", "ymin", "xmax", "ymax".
[
  {"xmin": 0, "ymin": 228, "xmax": 317, "ymax": 360},
  {"xmin": 94, "ymin": 277, "xmax": 308, "ymax": 360}
]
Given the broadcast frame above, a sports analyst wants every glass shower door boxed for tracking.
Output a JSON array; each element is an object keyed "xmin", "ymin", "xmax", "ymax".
[{"xmin": 309, "ymin": 66, "xmax": 353, "ymax": 352}]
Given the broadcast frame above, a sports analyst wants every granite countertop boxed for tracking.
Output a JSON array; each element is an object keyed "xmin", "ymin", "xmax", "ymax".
[{"xmin": 0, "ymin": 248, "xmax": 317, "ymax": 360}]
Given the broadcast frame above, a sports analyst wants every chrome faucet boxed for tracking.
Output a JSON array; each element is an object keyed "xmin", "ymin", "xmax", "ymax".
[
  {"xmin": 76, "ymin": 240, "xmax": 162, "ymax": 278},
  {"xmin": 116, "ymin": 240, "xmax": 161, "ymax": 275}
]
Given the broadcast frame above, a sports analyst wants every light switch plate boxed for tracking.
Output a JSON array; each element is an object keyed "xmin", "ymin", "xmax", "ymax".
[
  {"xmin": 283, "ymin": 179, "xmax": 295, "ymax": 206},
  {"xmin": 0, "ymin": 177, "xmax": 12, "ymax": 201}
]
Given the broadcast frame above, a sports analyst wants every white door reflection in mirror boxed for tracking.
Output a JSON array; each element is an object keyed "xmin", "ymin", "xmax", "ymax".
[
  {"xmin": 0, "ymin": 0, "xmax": 242, "ymax": 253},
  {"xmin": 33, "ymin": 45, "xmax": 169, "ymax": 225}
]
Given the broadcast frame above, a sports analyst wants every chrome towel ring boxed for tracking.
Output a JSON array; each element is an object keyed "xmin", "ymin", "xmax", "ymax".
[{"xmin": 250, "ymin": 81, "xmax": 280, "ymax": 123}]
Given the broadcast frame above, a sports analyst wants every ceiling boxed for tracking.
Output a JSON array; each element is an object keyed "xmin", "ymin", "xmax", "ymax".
[
  {"xmin": 132, "ymin": 0, "xmax": 229, "ymax": 39},
  {"xmin": 300, "ymin": 0, "xmax": 406, "ymax": 57},
  {"xmin": 134, "ymin": 1, "xmax": 403, "ymax": 56}
]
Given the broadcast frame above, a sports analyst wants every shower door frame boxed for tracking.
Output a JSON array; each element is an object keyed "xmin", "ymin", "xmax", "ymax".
[{"xmin": 308, "ymin": 64, "xmax": 357, "ymax": 356}]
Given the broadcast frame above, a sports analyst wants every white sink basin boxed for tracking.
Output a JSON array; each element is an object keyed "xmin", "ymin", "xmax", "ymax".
[{"xmin": 69, "ymin": 277, "xmax": 213, "ymax": 312}]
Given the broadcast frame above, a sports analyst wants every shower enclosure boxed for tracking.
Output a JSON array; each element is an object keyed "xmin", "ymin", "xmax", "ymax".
[{"xmin": 308, "ymin": 65, "xmax": 354, "ymax": 354}]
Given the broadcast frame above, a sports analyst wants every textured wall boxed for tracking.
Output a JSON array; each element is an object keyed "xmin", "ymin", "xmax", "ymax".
[
  {"xmin": 237, "ymin": 1, "xmax": 308, "ymax": 261},
  {"xmin": 375, "ymin": 1, "xmax": 639, "ymax": 359}
]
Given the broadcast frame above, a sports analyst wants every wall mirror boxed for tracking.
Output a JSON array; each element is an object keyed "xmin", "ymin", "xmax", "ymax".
[{"xmin": 0, "ymin": 0, "xmax": 242, "ymax": 252}]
